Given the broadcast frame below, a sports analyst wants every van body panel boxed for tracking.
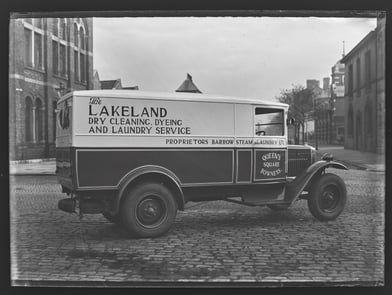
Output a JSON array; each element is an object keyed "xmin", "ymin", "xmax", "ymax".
[{"xmin": 55, "ymin": 91, "xmax": 311, "ymax": 204}]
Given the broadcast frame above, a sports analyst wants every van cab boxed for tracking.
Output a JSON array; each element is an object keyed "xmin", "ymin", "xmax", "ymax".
[{"xmin": 56, "ymin": 90, "xmax": 347, "ymax": 238}]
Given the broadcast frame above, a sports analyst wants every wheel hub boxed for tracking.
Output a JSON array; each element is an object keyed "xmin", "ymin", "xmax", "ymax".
[
  {"xmin": 136, "ymin": 196, "xmax": 165, "ymax": 227},
  {"xmin": 321, "ymin": 186, "xmax": 339, "ymax": 212}
]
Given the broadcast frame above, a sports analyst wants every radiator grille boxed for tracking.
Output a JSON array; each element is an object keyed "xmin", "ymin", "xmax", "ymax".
[{"xmin": 288, "ymin": 149, "xmax": 311, "ymax": 177}]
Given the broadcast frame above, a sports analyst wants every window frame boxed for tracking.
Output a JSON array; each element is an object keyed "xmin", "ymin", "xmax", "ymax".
[
  {"xmin": 23, "ymin": 19, "xmax": 45, "ymax": 70},
  {"xmin": 253, "ymin": 107, "xmax": 285, "ymax": 137}
]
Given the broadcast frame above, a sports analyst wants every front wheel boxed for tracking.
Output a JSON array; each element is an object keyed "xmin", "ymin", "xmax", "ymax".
[
  {"xmin": 307, "ymin": 173, "xmax": 347, "ymax": 221},
  {"xmin": 121, "ymin": 182, "xmax": 178, "ymax": 238}
]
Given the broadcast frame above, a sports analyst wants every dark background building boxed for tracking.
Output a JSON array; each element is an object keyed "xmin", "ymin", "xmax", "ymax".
[
  {"xmin": 341, "ymin": 15, "xmax": 385, "ymax": 154},
  {"xmin": 9, "ymin": 17, "xmax": 94, "ymax": 160}
]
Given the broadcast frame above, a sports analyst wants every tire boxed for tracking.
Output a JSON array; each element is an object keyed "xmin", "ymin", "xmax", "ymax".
[
  {"xmin": 307, "ymin": 173, "xmax": 347, "ymax": 221},
  {"xmin": 267, "ymin": 204, "xmax": 290, "ymax": 211},
  {"xmin": 121, "ymin": 182, "xmax": 178, "ymax": 238},
  {"xmin": 102, "ymin": 211, "xmax": 122, "ymax": 226}
]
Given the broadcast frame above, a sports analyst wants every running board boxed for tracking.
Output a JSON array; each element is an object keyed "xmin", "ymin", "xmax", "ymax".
[{"xmin": 224, "ymin": 197, "xmax": 291, "ymax": 207}]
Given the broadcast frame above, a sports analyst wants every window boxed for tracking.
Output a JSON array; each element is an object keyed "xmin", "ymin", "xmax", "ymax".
[
  {"xmin": 74, "ymin": 23, "xmax": 79, "ymax": 47},
  {"xmin": 52, "ymin": 41, "xmax": 58, "ymax": 74},
  {"xmin": 24, "ymin": 20, "xmax": 44, "ymax": 70},
  {"xmin": 80, "ymin": 28, "xmax": 85, "ymax": 50},
  {"xmin": 53, "ymin": 18, "xmax": 58, "ymax": 36},
  {"xmin": 254, "ymin": 108, "xmax": 284, "ymax": 136},
  {"xmin": 337, "ymin": 127, "xmax": 344, "ymax": 135},
  {"xmin": 74, "ymin": 49, "xmax": 79, "ymax": 81},
  {"xmin": 80, "ymin": 53, "xmax": 86, "ymax": 82},
  {"xmin": 356, "ymin": 58, "xmax": 361, "ymax": 95},
  {"xmin": 60, "ymin": 44, "xmax": 66, "ymax": 76},
  {"xmin": 73, "ymin": 20, "xmax": 88, "ymax": 83},
  {"xmin": 35, "ymin": 98, "xmax": 44, "ymax": 142},
  {"xmin": 24, "ymin": 28, "xmax": 32, "ymax": 66},
  {"xmin": 25, "ymin": 97, "xmax": 34, "ymax": 142},
  {"xmin": 60, "ymin": 19, "xmax": 67, "ymax": 40},
  {"xmin": 365, "ymin": 51, "xmax": 371, "ymax": 91},
  {"xmin": 347, "ymin": 105, "xmax": 354, "ymax": 136},
  {"xmin": 348, "ymin": 64, "xmax": 353, "ymax": 94},
  {"xmin": 34, "ymin": 33, "xmax": 43, "ymax": 68},
  {"xmin": 33, "ymin": 18, "xmax": 43, "ymax": 29}
]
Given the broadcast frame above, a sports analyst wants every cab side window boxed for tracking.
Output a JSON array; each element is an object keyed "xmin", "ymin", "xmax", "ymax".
[{"xmin": 255, "ymin": 108, "xmax": 284, "ymax": 136}]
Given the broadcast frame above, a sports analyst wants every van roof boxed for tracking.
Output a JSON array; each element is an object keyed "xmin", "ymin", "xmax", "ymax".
[{"xmin": 59, "ymin": 89, "xmax": 289, "ymax": 109}]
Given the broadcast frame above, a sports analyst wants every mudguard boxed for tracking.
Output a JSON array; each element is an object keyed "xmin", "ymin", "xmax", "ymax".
[
  {"xmin": 284, "ymin": 160, "xmax": 347, "ymax": 203},
  {"xmin": 110, "ymin": 165, "xmax": 185, "ymax": 215}
]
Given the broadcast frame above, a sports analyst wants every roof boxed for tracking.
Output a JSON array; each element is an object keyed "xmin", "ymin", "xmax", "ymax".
[
  {"xmin": 59, "ymin": 89, "xmax": 289, "ymax": 109},
  {"xmin": 341, "ymin": 30, "xmax": 376, "ymax": 63},
  {"xmin": 100, "ymin": 79, "xmax": 122, "ymax": 89},
  {"xmin": 176, "ymin": 73, "xmax": 202, "ymax": 93}
]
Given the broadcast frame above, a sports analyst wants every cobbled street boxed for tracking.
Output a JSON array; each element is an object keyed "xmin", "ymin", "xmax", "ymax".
[{"xmin": 10, "ymin": 168, "xmax": 384, "ymax": 285}]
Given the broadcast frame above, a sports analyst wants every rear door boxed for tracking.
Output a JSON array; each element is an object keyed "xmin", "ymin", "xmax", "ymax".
[{"xmin": 56, "ymin": 95, "xmax": 73, "ymax": 189}]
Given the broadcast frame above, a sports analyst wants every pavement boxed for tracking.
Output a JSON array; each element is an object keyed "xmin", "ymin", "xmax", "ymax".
[
  {"xmin": 8, "ymin": 145, "xmax": 385, "ymax": 176},
  {"xmin": 315, "ymin": 145, "xmax": 385, "ymax": 172},
  {"xmin": 9, "ymin": 169, "xmax": 385, "ymax": 285}
]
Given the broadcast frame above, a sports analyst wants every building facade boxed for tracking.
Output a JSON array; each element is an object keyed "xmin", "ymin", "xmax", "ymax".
[
  {"xmin": 341, "ymin": 15, "xmax": 385, "ymax": 153},
  {"xmin": 306, "ymin": 78, "xmax": 333, "ymax": 146},
  {"xmin": 330, "ymin": 59, "xmax": 345, "ymax": 144},
  {"xmin": 9, "ymin": 17, "xmax": 94, "ymax": 160}
]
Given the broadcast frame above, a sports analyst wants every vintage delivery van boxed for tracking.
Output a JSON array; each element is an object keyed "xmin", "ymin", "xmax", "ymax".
[{"xmin": 56, "ymin": 90, "xmax": 347, "ymax": 237}]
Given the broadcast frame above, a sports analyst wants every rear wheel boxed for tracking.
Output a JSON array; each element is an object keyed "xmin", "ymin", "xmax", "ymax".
[
  {"xmin": 307, "ymin": 173, "xmax": 347, "ymax": 221},
  {"xmin": 121, "ymin": 182, "xmax": 177, "ymax": 238}
]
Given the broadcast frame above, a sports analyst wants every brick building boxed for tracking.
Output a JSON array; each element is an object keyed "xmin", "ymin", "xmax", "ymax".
[
  {"xmin": 341, "ymin": 15, "xmax": 385, "ymax": 154},
  {"xmin": 9, "ymin": 17, "xmax": 94, "ymax": 160}
]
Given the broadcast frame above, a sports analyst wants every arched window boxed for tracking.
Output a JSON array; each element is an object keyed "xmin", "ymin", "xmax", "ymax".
[
  {"xmin": 80, "ymin": 27, "xmax": 85, "ymax": 50},
  {"xmin": 52, "ymin": 18, "xmax": 68, "ymax": 77},
  {"xmin": 79, "ymin": 27, "xmax": 86, "ymax": 82},
  {"xmin": 73, "ymin": 20, "xmax": 88, "ymax": 83},
  {"xmin": 25, "ymin": 96, "xmax": 34, "ymax": 142},
  {"xmin": 74, "ymin": 23, "xmax": 79, "ymax": 81},
  {"xmin": 35, "ymin": 98, "xmax": 44, "ymax": 142},
  {"xmin": 347, "ymin": 105, "xmax": 354, "ymax": 136},
  {"xmin": 74, "ymin": 23, "xmax": 79, "ymax": 47}
]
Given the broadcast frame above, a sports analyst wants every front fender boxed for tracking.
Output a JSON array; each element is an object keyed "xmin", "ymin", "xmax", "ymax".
[{"xmin": 284, "ymin": 160, "xmax": 347, "ymax": 203}]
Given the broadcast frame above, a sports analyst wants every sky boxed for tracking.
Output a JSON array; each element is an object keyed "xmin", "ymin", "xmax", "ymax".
[{"xmin": 93, "ymin": 16, "xmax": 376, "ymax": 101}]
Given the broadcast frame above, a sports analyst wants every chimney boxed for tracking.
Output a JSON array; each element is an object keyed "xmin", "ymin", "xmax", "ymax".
[
  {"xmin": 306, "ymin": 79, "xmax": 319, "ymax": 90},
  {"xmin": 323, "ymin": 77, "xmax": 330, "ymax": 90}
]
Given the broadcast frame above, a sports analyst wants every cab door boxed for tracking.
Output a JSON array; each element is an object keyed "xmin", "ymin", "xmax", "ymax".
[{"xmin": 252, "ymin": 106, "xmax": 287, "ymax": 183}]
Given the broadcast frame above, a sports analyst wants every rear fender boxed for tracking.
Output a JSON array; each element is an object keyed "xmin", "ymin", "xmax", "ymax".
[
  {"xmin": 284, "ymin": 160, "xmax": 347, "ymax": 203},
  {"xmin": 110, "ymin": 165, "xmax": 185, "ymax": 215}
]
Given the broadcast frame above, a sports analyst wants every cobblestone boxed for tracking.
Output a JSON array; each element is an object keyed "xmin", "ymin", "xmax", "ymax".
[{"xmin": 10, "ymin": 169, "xmax": 384, "ymax": 285}]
